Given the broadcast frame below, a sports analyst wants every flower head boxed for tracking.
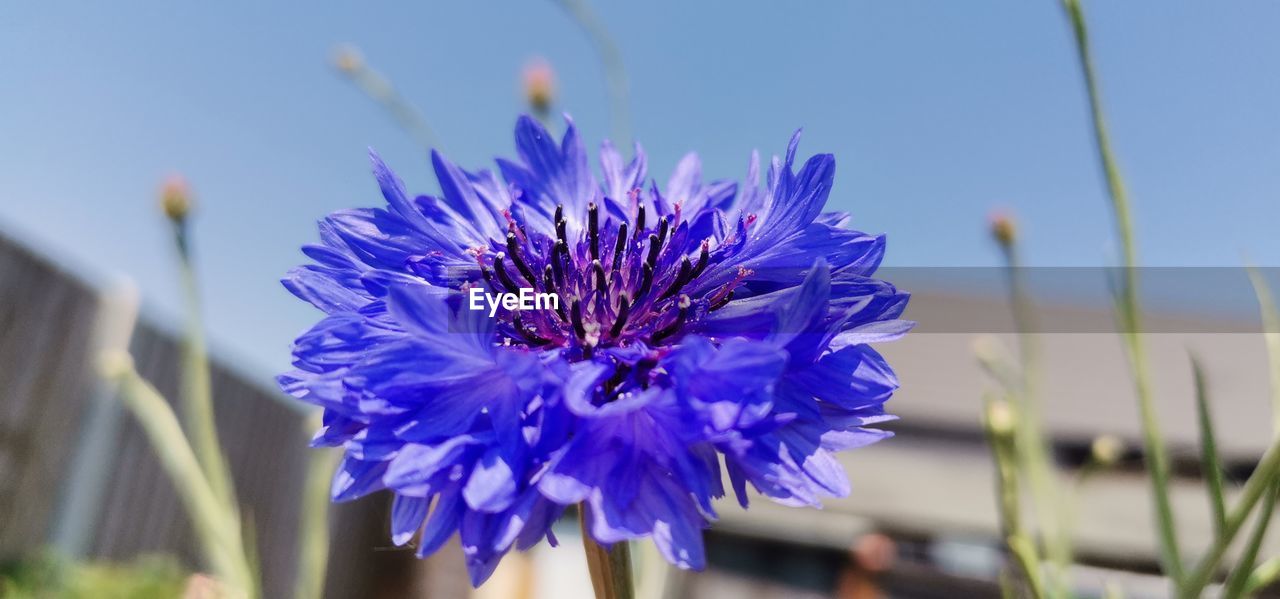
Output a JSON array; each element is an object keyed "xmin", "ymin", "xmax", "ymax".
[
  {"xmin": 160, "ymin": 174, "xmax": 191, "ymax": 222},
  {"xmin": 989, "ymin": 209, "xmax": 1017, "ymax": 247},
  {"xmin": 521, "ymin": 58, "xmax": 555, "ymax": 117},
  {"xmin": 280, "ymin": 116, "xmax": 911, "ymax": 585}
]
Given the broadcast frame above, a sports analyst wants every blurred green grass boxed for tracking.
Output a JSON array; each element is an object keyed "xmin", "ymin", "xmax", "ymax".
[{"xmin": 0, "ymin": 553, "xmax": 188, "ymax": 599}]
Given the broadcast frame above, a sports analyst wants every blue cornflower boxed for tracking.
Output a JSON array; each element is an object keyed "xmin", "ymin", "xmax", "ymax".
[{"xmin": 280, "ymin": 116, "xmax": 910, "ymax": 585}]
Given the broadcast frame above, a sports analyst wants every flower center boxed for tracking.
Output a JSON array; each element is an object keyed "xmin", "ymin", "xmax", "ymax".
[{"xmin": 470, "ymin": 199, "xmax": 736, "ymax": 359}]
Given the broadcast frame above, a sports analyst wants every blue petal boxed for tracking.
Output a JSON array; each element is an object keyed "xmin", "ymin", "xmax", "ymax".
[
  {"xmin": 391, "ymin": 495, "xmax": 430, "ymax": 545},
  {"xmin": 789, "ymin": 345, "xmax": 899, "ymax": 409},
  {"xmin": 463, "ymin": 446, "xmax": 518, "ymax": 513},
  {"xmin": 282, "ymin": 266, "xmax": 367, "ymax": 313},
  {"xmin": 331, "ymin": 456, "xmax": 388, "ymax": 502},
  {"xmin": 418, "ymin": 489, "xmax": 465, "ymax": 557}
]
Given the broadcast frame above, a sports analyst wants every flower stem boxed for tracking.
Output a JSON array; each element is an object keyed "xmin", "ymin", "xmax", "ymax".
[
  {"xmin": 101, "ymin": 352, "xmax": 255, "ymax": 598},
  {"xmin": 332, "ymin": 45, "xmax": 441, "ymax": 152},
  {"xmin": 985, "ymin": 397, "xmax": 1047, "ymax": 599},
  {"xmin": 173, "ymin": 221, "xmax": 238, "ymax": 518},
  {"xmin": 1180, "ymin": 435, "xmax": 1280, "ymax": 597},
  {"xmin": 552, "ymin": 0, "xmax": 631, "ymax": 146},
  {"xmin": 999, "ymin": 235, "xmax": 1072, "ymax": 598},
  {"xmin": 1245, "ymin": 556, "xmax": 1280, "ymax": 594},
  {"xmin": 578, "ymin": 505, "xmax": 635, "ymax": 599},
  {"xmin": 294, "ymin": 412, "xmax": 339, "ymax": 599},
  {"xmin": 1060, "ymin": 0, "xmax": 1182, "ymax": 584}
]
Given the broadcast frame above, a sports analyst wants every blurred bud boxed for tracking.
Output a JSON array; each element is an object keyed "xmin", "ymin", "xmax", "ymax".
[
  {"xmin": 160, "ymin": 175, "xmax": 192, "ymax": 222},
  {"xmin": 183, "ymin": 574, "xmax": 227, "ymax": 599},
  {"xmin": 332, "ymin": 43, "xmax": 364, "ymax": 74},
  {"xmin": 522, "ymin": 57, "xmax": 555, "ymax": 116},
  {"xmin": 852, "ymin": 532, "xmax": 897, "ymax": 573},
  {"xmin": 989, "ymin": 210, "xmax": 1017, "ymax": 247},
  {"xmin": 1090, "ymin": 434, "xmax": 1124, "ymax": 467},
  {"xmin": 985, "ymin": 399, "xmax": 1015, "ymax": 438}
]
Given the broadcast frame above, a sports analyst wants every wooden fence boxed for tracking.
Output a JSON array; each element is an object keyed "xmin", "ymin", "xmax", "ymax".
[{"xmin": 0, "ymin": 233, "xmax": 467, "ymax": 598}]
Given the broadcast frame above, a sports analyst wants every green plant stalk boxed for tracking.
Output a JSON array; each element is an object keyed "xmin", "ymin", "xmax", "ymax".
[
  {"xmin": 985, "ymin": 397, "xmax": 1047, "ymax": 599},
  {"xmin": 1181, "ymin": 435, "xmax": 1280, "ymax": 597},
  {"xmin": 1000, "ymin": 240, "xmax": 1072, "ymax": 597},
  {"xmin": 173, "ymin": 223, "xmax": 238, "ymax": 517},
  {"xmin": 104, "ymin": 355, "xmax": 254, "ymax": 598},
  {"xmin": 339, "ymin": 62, "xmax": 440, "ymax": 152},
  {"xmin": 1230, "ymin": 268, "xmax": 1280, "ymax": 597},
  {"xmin": 1248, "ymin": 267, "xmax": 1280, "ymax": 432},
  {"xmin": 1245, "ymin": 556, "xmax": 1280, "ymax": 594},
  {"xmin": 579, "ymin": 505, "xmax": 635, "ymax": 599},
  {"xmin": 1060, "ymin": 0, "xmax": 1182, "ymax": 583},
  {"xmin": 552, "ymin": 0, "xmax": 631, "ymax": 147},
  {"xmin": 294, "ymin": 413, "xmax": 339, "ymax": 599},
  {"xmin": 1223, "ymin": 482, "xmax": 1279, "ymax": 598},
  {"xmin": 1191, "ymin": 355, "xmax": 1228, "ymax": 538}
]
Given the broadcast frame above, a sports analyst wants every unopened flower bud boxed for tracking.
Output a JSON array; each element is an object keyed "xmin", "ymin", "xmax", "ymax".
[
  {"xmin": 985, "ymin": 399, "xmax": 1015, "ymax": 438},
  {"xmin": 1090, "ymin": 434, "xmax": 1124, "ymax": 467},
  {"xmin": 522, "ymin": 58, "xmax": 555, "ymax": 116},
  {"xmin": 332, "ymin": 43, "xmax": 364, "ymax": 74},
  {"xmin": 160, "ymin": 175, "xmax": 191, "ymax": 222},
  {"xmin": 989, "ymin": 211, "xmax": 1017, "ymax": 247}
]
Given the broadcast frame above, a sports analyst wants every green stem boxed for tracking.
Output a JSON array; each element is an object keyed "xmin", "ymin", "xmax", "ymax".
[
  {"xmin": 552, "ymin": 0, "xmax": 631, "ymax": 146},
  {"xmin": 1222, "ymin": 483, "xmax": 1279, "ymax": 598},
  {"xmin": 335, "ymin": 51, "xmax": 440, "ymax": 152},
  {"xmin": 985, "ymin": 398, "xmax": 1047, "ymax": 599},
  {"xmin": 579, "ymin": 505, "xmax": 635, "ymax": 599},
  {"xmin": 103, "ymin": 354, "xmax": 255, "ymax": 598},
  {"xmin": 1191, "ymin": 355, "xmax": 1228, "ymax": 538},
  {"xmin": 1181, "ymin": 435, "xmax": 1280, "ymax": 597},
  {"xmin": 174, "ymin": 223, "xmax": 238, "ymax": 517},
  {"xmin": 294, "ymin": 413, "xmax": 339, "ymax": 599},
  {"xmin": 1001, "ymin": 241, "xmax": 1072, "ymax": 597},
  {"xmin": 1247, "ymin": 267, "xmax": 1280, "ymax": 433},
  {"xmin": 1060, "ymin": 0, "xmax": 1182, "ymax": 584},
  {"xmin": 1245, "ymin": 556, "xmax": 1280, "ymax": 595}
]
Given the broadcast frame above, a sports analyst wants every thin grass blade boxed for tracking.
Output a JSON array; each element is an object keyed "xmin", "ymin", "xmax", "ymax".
[{"xmin": 1191, "ymin": 354, "xmax": 1228, "ymax": 538}]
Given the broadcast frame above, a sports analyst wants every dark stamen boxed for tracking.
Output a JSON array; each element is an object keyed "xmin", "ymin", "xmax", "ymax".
[
  {"xmin": 551, "ymin": 240, "xmax": 567, "ymax": 284},
  {"xmin": 513, "ymin": 313, "xmax": 550, "ymax": 346},
  {"xmin": 543, "ymin": 265, "xmax": 568, "ymax": 322},
  {"xmin": 633, "ymin": 204, "xmax": 646, "ymax": 243},
  {"xmin": 592, "ymin": 260, "xmax": 607, "ymax": 295},
  {"xmin": 506, "ymin": 233, "xmax": 537, "ymax": 285},
  {"xmin": 493, "ymin": 253, "xmax": 520, "ymax": 293},
  {"xmin": 710, "ymin": 290, "xmax": 734, "ymax": 311},
  {"xmin": 554, "ymin": 203, "xmax": 564, "ymax": 227},
  {"xmin": 645, "ymin": 234, "xmax": 661, "ymax": 268},
  {"xmin": 652, "ymin": 295, "xmax": 691, "ymax": 343},
  {"xmin": 480, "ymin": 266, "xmax": 495, "ymax": 289},
  {"xmin": 570, "ymin": 299, "xmax": 587, "ymax": 340},
  {"xmin": 637, "ymin": 263, "xmax": 654, "ymax": 299},
  {"xmin": 636, "ymin": 357, "xmax": 655, "ymax": 389},
  {"xmin": 610, "ymin": 294, "xmax": 631, "ymax": 337},
  {"xmin": 588, "ymin": 202, "xmax": 599, "ymax": 260},
  {"xmin": 603, "ymin": 362, "xmax": 633, "ymax": 396},
  {"xmin": 659, "ymin": 256, "xmax": 692, "ymax": 300},
  {"xmin": 542, "ymin": 264, "xmax": 557, "ymax": 294},
  {"xmin": 556, "ymin": 218, "xmax": 568, "ymax": 246},
  {"xmin": 556, "ymin": 238, "xmax": 574, "ymax": 274},
  {"xmin": 691, "ymin": 240, "xmax": 710, "ymax": 279},
  {"xmin": 611, "ymin": 223, "xmax": 628, "ymax": 271},
  {"xmin": 657, "ymin": 217, "xmax": 669, "ymax": 248}
]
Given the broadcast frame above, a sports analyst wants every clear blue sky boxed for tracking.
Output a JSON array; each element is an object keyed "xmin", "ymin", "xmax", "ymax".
[{"xmin": 2, "ymin": 2, "xmax": 1278, "ymax": 378}]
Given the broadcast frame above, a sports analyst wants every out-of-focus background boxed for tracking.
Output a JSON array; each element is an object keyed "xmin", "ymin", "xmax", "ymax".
[{"xmin": 3, "ymin": 2, "xmax": 1280, "ymax": 597}]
